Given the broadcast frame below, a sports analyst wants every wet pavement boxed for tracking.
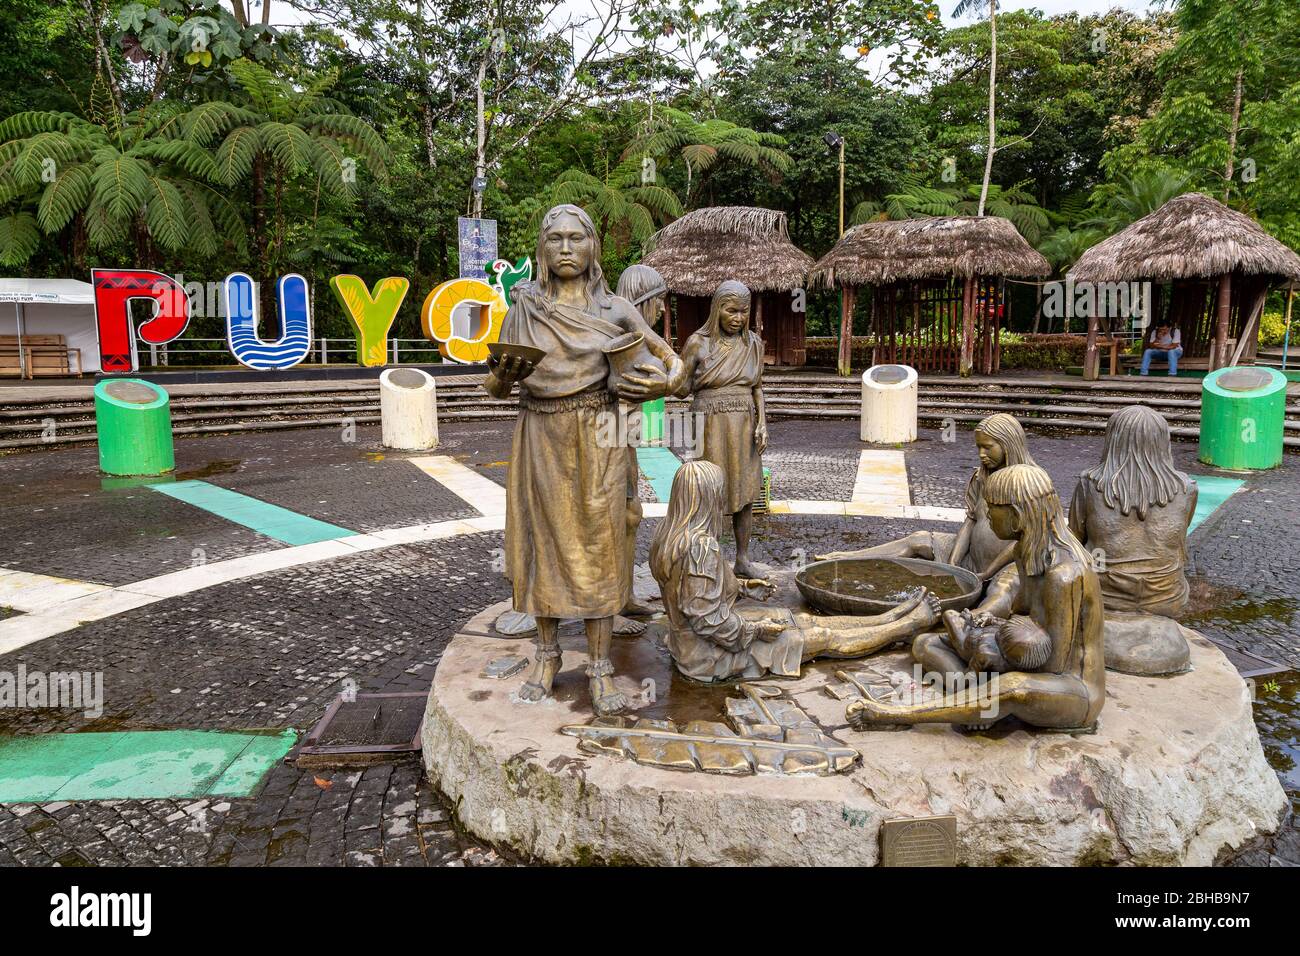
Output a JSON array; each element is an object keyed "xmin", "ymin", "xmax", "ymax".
[{"xmin": 0, "ymin": 419, "xmax": 1295, "ymax": 866}]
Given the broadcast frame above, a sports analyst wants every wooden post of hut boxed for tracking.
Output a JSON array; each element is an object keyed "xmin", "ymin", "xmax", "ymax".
[
  {"xmin": 1083, "ymin": 311, "xmax": 1101, "ymax": 381},
  {"xmin": 838, "ymin": 287, "xmax": 855, "ymax": 377},
  {"xmin": 960, "ymin": 277, "xmax": 976, "ymax": 377},
  {"xmin": 1212, "ymin": 272, "xmax": 1233, "ymax": 370}
]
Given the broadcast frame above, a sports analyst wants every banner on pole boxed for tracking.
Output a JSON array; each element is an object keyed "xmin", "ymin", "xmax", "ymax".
[{"xmin": 457, "ymin": 217, "xmax": 498, "ymax": 280}]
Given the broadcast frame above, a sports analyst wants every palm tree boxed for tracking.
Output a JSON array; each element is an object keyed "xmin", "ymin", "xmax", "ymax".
[
  {"xmin": 545, "ymin": 161, "xmax": 683, "ymax": 252},
  {"xmin": 1037, "ymin": 225, "xmax": 1102, "ymax": 273},
  {"xmin": 196, "ymin": 59, "xmax": 391, "ymax": 304},
  {"xmin": 953, "ymin": 0, "xmax": 1001, "ymax": 217},
  {"xmin": 0, "ymin": 98, "xmax": 243, "ymax": 267},
  {"xmin": 851, "ymin": 175, "xmax": 1049, "ymax": 243},
  {"xmin": 1081, "ymin": 168, "xmax": 1193, "ymax": 236},
  {"xmin": 621, "ymin": 106, "xmax": 793, "ymax": 208}
]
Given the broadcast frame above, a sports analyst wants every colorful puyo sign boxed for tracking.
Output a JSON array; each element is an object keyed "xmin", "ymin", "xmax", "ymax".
[{"xmin": 91, "ymin": 260, "xmax": 531, "ymax": 373}]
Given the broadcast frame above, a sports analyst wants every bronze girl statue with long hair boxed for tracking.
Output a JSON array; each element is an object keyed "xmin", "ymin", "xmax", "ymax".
[
  {"xmin": 825, "ymin": 412, "xmax": 1035, "ymax": 621},
  {"xmin": 676, "ymin": 280, "xmax": 767, "ymax": 578},
  {"xmin": 484, "ymin": 204, "xmax": 684, "ymax": 716},
  {"xmin": 848, "ymin": 464, "xmax": 1105, "ymax": 731},
  {"xmin": 650, "ymin": 460, "xmax": 940, "ymax": 683},
  {"xmin": 1068, "ymin": 404, "xmax": 1197, "ymax": 618}
]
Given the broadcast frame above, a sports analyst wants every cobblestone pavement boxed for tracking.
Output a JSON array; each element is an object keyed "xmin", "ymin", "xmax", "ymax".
[{"xmin": 0, "ymin": 419, "xmax": 1296, "ymax": 866}]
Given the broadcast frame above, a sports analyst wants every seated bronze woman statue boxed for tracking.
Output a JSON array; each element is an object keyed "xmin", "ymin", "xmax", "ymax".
[
  {"xmin": 1068, "ymin": 404, "xmax": 1197, "ymax": 618},
  {"xmin": 649, "ymin": 460, "xmax": 940, "ymax": 683},
  {"xmin": 848, "ymin": 464, "xmax": 1106, "ymax": 731}
]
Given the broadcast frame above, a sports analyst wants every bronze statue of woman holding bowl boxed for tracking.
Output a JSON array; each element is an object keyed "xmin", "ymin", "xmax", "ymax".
[{"xmin": 483, "ymin": 204, "xmax": 684, "ymax": 716}]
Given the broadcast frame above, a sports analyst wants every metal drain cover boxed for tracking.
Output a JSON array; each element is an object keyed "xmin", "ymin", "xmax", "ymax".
[{"xmin": 295, "ymin": 692, "xmax": 426, "ymax": 768}]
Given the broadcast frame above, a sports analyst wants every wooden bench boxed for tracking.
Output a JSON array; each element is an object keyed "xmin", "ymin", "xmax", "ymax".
[{"xmin": 0, "ymin": 334, "xmax": 84, "ymax": 378}]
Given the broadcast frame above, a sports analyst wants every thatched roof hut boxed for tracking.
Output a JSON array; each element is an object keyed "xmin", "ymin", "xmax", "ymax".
[
  {"xmin": 807, "ymin": 216, "xmax": 1049, "ymax": 376},
  {"xmin": 640, "ymin": 206, "xmax": 814, "ymax": 365},
  {"xmin": 809, "ymin": 215, "xmax": 1050, "ymax": 289},
  {"xmin": 1069, "ymin": 193, "xmax": 1300, "ymax": 284},
  {"xmin": 642, "ymin": 206, "xmax": 814, "ymax": 296},
  {"xmin": 1069, "ymin": 193, "xmax": 1300, "ymax": 373}
]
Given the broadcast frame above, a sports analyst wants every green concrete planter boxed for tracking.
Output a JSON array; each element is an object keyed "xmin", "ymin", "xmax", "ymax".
[
  {"xmin": 1199, "ymin": 366, "xmax": 1287, "ymax": 470},
  {"xmin": 94, "ymin": 378, "xmax": 175, "ymax": 476}
]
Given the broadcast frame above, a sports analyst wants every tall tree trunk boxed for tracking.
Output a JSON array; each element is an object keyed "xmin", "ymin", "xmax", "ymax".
[
  {"xmin": 1224, "ymin": 68, "xmax": 1244, "ymax": 201},
  {"xmin": 252, "ymin": 155, "xmax": 274, "ymax": 325},
  {"xmin": 83, "ymin": 0, "xmax": 125, "ymax": 122},
  {"xmin": 976, "ymin": 1, "xmax": 997, "ymax": 217},
  {"xmin": 472, "ymin": 54, "xmax": 488, "ymax": 218}
]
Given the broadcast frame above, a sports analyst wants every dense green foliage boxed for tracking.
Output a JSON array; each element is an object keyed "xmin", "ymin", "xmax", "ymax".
[{"xmin": 0, "ymin": 0, "xmax": 1295, "ymax": 340}]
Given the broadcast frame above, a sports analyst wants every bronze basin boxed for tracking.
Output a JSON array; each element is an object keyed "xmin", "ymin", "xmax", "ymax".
[{"xmin": 795, "ymin": 557, "xmax": 982, "ymax": 616}]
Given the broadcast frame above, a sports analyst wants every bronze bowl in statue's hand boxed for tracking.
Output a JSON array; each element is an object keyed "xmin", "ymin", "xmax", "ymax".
[
  {"xmin": 603, "ymin": 331, "xmax": 666, "ymax": 397},
  {"xmin": 487, "ymin": 342, "xmax": 547, "ymax": 381}
]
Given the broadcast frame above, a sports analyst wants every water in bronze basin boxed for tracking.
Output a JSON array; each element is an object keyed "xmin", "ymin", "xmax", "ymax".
[{"xmin": 796, "ymin": 557, "xmax": 981, "ymax": 616}]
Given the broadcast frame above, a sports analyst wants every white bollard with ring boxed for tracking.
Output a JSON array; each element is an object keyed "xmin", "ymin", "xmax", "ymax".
[
  {"xmin": 860, "ymin": 363, "xmax": 918, "ymax": 443},
  {"xmin": 380, "ymin": 367, "xmax": 439, "ymax": 450}
]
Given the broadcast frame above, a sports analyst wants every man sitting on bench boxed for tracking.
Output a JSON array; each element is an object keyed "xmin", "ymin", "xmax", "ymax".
[{"xmin": 1140, "ymin": 323, "xmax": 1182, "ymax": 376}]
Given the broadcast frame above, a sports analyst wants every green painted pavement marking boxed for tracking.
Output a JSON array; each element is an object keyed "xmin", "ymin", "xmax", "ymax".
[
  {"xmin": 636, "ymin": 446, "xmax": 681, "ymax": 502},
  {"xmin": 0, "ymin": 729, "xmax": 296, "ymax": 802},
  {"xmin": 151, "ymin": 479, "xmax": 356, "ymax": 545},
  {"xmin": 1189, "ymin": 474, "xmax": 1245, "ymax": 533}
]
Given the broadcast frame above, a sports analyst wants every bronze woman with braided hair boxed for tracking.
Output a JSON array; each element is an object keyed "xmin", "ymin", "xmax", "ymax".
[{"xmin": 849, "ymin": 464, "xmax": 1105, "ymax": 731}]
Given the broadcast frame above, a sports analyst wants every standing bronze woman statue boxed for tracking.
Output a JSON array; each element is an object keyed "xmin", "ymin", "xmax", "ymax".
[
  {"xmin": 677, "ymin": 280, "xmax": 767, "ymax": 578},
  {"xmin": 484, "ymin": 204, "xmax": 684, "ymax": 716}
]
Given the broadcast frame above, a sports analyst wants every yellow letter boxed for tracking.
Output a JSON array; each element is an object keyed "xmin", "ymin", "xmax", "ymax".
[{"xmin": 329, "ymin": 275, "xmax": 411, "ymax": 367}]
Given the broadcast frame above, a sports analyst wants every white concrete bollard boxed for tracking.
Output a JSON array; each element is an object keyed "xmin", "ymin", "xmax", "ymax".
[
  {"xmin": 380, "ymin": 368, "xmax": 439, "ymax": 450},
  {"xmin": 860, "ymin": 364, "xmax": 918, "ymax": 443}
]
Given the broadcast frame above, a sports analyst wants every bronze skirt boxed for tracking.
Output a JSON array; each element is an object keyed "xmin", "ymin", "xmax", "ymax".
[
  {"xmin": 505, "ymin": 392, "xmax": 630, "ymax": 619},
  {"xmin": 692, "ymin": 387, "xmax": 763, "ymax": 515}
]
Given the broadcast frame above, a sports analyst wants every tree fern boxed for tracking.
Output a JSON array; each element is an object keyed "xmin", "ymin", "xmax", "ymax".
[
  {"xmin": 0, "ymin": 212, "xmax": 40, "ymax": 266},
  {"xmin": 36, "ymin": 162, "xmax": 92, "ymax": 231}
]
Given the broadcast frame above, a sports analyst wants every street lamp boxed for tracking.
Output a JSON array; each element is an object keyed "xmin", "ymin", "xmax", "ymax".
[{"xmin": 824, "ymin": 131, "xmax": 845, "ymax": 236}]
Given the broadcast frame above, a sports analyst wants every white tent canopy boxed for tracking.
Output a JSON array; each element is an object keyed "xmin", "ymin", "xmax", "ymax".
[{"xmin": 1, "ymin": 277, "xmax": 98, "ymax": 376}]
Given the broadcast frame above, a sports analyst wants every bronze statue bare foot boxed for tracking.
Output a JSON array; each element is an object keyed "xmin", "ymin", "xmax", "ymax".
[
  {"xmin": 845, "ymin": 691, "xmax": 906, "ymax": 731},
  {"xmin": 620, "ymin": 598, "xmax": 654, "ymax": 617},
  {"xmin": 734, "ymin": 557, "xmax": 765, "ymax": 580},
  {"xmin": 519, "ymin": 646, "xmax": 562, "ymax": 701},
  {"xmin": 904, "ymin": 588, "xmax": 942, "ymax": 629},
  {"xmin": 586, "ymin": 659, "xmax": 627, "ymax": 716}
]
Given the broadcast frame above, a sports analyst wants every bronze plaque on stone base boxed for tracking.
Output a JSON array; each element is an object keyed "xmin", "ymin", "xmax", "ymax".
[{"xmin": 881, "ymin": 814, "xmax": 957, "ymax": 866}]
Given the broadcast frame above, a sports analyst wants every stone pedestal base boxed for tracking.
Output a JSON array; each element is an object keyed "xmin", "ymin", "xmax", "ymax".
[{"xmin": 422, "ymin": 602, "xmax": 1286, "ymax": 866}]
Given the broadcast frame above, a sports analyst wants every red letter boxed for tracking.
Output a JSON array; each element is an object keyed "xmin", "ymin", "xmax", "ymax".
[{"xmin": 92, "ymin": 269, "xmax": 191, "ymax": 373}]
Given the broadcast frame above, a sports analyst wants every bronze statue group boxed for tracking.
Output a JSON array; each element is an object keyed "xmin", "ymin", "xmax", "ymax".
[{"xmin": 486, "ymin": 204, "xmax": 1196, "ymax": 733}]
